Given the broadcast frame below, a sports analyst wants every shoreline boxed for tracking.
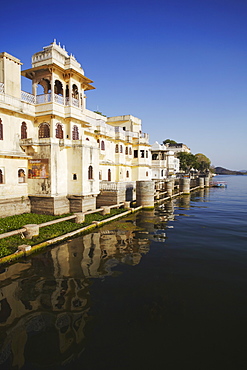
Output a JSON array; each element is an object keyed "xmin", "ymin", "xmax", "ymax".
[{"xmin": 0, "ymin": 186, "xmax": 205, "ymax": 267}]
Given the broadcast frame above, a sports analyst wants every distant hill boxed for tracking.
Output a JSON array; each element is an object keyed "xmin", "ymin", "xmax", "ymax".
[{"xmin": 215, "ymin": 167, "xmax": 245, "ymax": 175}]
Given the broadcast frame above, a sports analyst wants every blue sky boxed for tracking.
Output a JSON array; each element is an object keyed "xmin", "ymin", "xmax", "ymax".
[{"xmin": 2, "ymin": 0, "xmax": 247, "ymax": 170}]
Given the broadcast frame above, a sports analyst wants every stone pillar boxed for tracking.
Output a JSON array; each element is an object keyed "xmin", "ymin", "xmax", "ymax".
[
  {"xmin": 124, "ymin": 201, "xmax": 131, "ymax": 209},
  {"xmin": 74, "ymin": 212, "xmax": 85, "ymax": 223},
  {"xmin": 136, "ymin": 181, "xmax": 154, "ymax": 208},
  {"xmin": 18, "ymin": 245, "xmax": 31, "ymax": 252},
  {"xmin": 182, "ymin": 178, "xmax": 190, "ymax": 194},
  {"xmin": 63, "ymin": 82, "xmax": 66, "ymax": 106},
  {"xmin": 166, "ymin": 179, "xmax": 174, "ymax": 197},
  {"xmin": 101, "ymin": 206, "xmax": 111, "ymax": 215},
  {"xmin": 205, "ymin": 176, "xmax": 210, "ymax": 187},
  {"xmin": 23, "ymin": 224, "xmax": 39, "ymax": 239},
  {"xmin": 51, "ymin": 74, "xmax": 54, "ymax": 102},
  {"xmin": 199, "ymin": 177, "xmax": 204, "ymax": 189},
  {"xmin": 69, "ymin": 78, "xmax": 73, "ymax": 105},
  {"xmin": 32, "ymin": 82, "xmax": 37, "ymax": 100}
]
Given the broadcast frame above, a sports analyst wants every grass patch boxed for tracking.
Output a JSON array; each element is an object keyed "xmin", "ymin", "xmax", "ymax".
[
  {"xmin": 0, "ymin": 213, "xmax": 72, "ymax": 234},
  {"xmin": 0, "ymin": 208, "xmax": 126, "ymax": 258}
]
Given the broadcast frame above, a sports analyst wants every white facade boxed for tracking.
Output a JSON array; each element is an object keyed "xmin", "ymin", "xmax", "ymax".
[
  {"xmin": 151, "ymin": 141, "xmax": 179, "ymax": 179},
  {"xmin": 0, "ymin": 42, "xmax": 151, "ymax": 216}
]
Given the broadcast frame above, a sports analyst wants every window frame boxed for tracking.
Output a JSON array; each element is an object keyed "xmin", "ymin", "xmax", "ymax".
[
  {"xmin": 88, "ymin": 165, "xmax": 93, "ymax": 180},
  {"xmin": 18, "ymin": 168, "xmax": 26, "ymax": 184},
  {"xmin": 55, "ymin": 123, "xmax": 64, "ymax": 139},
  {"xmin": 0, "ymin": 168, "xmax": 4, "ymax": 184},
  {"xmin": 21, "ymin": 122, "xmax": 27, "ymax": 139},
  {"xmin": 38, "ymin": 123, "xmax": 50, "ymax": 138},
  {"xmin": 72, "ymin": 125, "xmax": 79, "ymax": 140}
]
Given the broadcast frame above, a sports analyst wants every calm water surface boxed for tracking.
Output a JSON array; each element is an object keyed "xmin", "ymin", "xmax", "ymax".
[{"xmin": 0, "ymin": 175, "xmax": 246, "ymax": 370}]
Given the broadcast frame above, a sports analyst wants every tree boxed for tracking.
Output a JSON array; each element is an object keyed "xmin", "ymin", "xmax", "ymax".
[
  {"xmin": 163, "ymin": 139, "xmax": 177, "ymax": 145},
  {"xmin": 194, "ymin": 153, "xmax": 211, "ymax": 172},
  {"xmin": 176, "ymin": 152, "xmax": 212, "ymax": 174},
  {"xmin": 176, "ymin": 152, "xmax": 197, "ymax": 172}
]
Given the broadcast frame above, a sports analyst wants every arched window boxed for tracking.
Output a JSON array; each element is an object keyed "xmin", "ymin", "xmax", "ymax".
[
  {"xmin": 120, "ymin": 145, "xmax": 123, "ymax": 153},
  {"xmin": 0, "ymin": 169, "xmax": 3, "ymax": 184},
  {"xmin": 38, "ymin": 123, "xmax": 50, "ymax": 138},
  {"xmin": 18, "ymin": 169, "xmax": 26, "ymax": 183},
  {"xmin": 0, "ymin": 118, "xmax": 3, "ymax": 140},
  {"xmin": 115, "ymin": 144, "xmax": 119, "ymax": 153},
  {"xmin": 72, "ymin": 84, "xmax": 79, "ymax": 99},
  {"xmin": 38, "ymin": 78, "xmax": 51, "ymax": 94},
  {"xmin": 108, "ymin": 169, "xmax": 111, "ymax": 181},
  {"xmin": 54, "ymin": 80, "xmax": 63, "ymax": 96},
  {"xmin": 101, "ymin": 141, "xmax": 105, "ymax": 150},
  {"xmin": 88, "ymin": 166, "xmax": 93, "ymax": 180},
  {"xmin": 129, "ymin": 147, "xmax": 132, "ymax": 155},
  {"xmin": 146, "ymin": 150, "xmax": 148, "ymax": 158},
  {"xmin": 126, "ymin": 170, "xmax": 129, "ymax": 178},
  {"xmin": 161, "ymin": 170, "xmax": 164, "ymax": 177},
  {"xmin": 21, "ymin": 122, "xmax": 27, "ymax": 139},
  {"xmin": 72, "ymin": 125, "xmax": 79, "ymax": 140},
  {"xmin": 125, "ymin": 147, "xmax": 128, "ymax": 155},
  {"xmin": 55, "ymin": 123, "xmax": 63, "ymax": 139}
]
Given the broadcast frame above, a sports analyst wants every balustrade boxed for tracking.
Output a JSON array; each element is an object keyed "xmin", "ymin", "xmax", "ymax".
[
  {"xmin": 72, "ymin": 97, "xmax": 79, "ymax": 107},
  {"xmin": 0, "ymin": 82, "xmax": 4, "ymax": 94},
  {"xmin": 0, "ymin": 87, "xmax": 84, "ymax": 110},
  {"xmin": 100, "ymin": 182, "xmax": 118, "ymax": 191},
  {"xmin": 54, "ymin": 94, "xmax": 64, "ymax": 105},
  {"xmin": 36, "ymin": 93, "xmax": 51, "ymax": 104},
  {"xmin": 21, "ymin": 91, "xmax": 35, "ymax": 104}
]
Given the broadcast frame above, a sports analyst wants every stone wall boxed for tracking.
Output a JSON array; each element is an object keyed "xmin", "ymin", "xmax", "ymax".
[
  {"xmin": 29, "ymin": 196, "xmax": 70, "ymax": 215},
  {"xmin": 0, "ymin": 197, "xmax": 31, "ymax": 218},
  {"xmin": 68, "ymin": 195, "xmax": 96, "ymax": 213}
]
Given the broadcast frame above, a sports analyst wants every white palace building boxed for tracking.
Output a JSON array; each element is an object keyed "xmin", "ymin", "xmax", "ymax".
[{"xmin": 0, "ymin": 41, "xmax": 180, "ymax": 218}]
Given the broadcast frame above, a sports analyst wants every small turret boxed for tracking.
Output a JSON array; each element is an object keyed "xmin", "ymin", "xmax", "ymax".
[{"xmin": 32, "ymin": 40, "xmax": 84, "ymax": 75}]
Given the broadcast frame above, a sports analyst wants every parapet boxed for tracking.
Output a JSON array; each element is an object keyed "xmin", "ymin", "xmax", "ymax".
[{"xmin": 31, "ymin": 40, "xmax": 84, "ymax": 75}]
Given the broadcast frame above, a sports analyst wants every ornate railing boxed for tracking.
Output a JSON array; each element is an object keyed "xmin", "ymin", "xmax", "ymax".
[
  {"xmin": 72, "ymin": 97, "xmax": 79, "ymax": 107},
  {"xmin": 1, "ymin": 88, "xmax": 81, "ymax": 109},
  {"xmin": 100, "ymin": 182, "xmax": 118, "ymax": 191},
  {"xmin": 65, "ymin": 97, "xmax": 79, "ymax": 107},
  {"xmin": 21, "ymin": 91, "xmax": 36, "ymax": 104},
  {"xmin": 36, "ymin": 93, "xmax": 51, "ymax": 104},
  {"xmin": 54, "ymin": 94, "xmax": 64, "ymax": 105}
]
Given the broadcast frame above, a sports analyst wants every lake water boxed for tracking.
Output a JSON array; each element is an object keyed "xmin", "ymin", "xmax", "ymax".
[{"xmin": 0, "ymin": 175, "xmax": 246, "ymax": 370}]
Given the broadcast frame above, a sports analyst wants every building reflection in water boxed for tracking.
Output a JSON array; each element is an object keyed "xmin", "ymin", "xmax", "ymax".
[
  {"xmin": 0, "ymin": 192, "xmax": 204, "ymax": 369},
  {"xmin": 0, "ymin": 213, "xmax": 153, "ymax": 369}
]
